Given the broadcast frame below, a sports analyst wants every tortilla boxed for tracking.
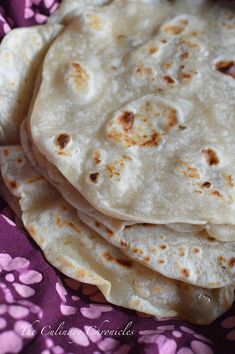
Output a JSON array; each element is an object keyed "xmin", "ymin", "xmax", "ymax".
[
  {"xmin": 20, "ymin": 121, "xmax": 235, "ymax": 288},
  {"xmin": 29, "ymin": 0, "xmax": 235, "ymax": 225},
  {"xmin": 0, "ymin": 145, "xmax": 234, "ymax": 325},
  {"xmin": 0, "ymin": 23, "xmax": 62, "ymax": 145}
]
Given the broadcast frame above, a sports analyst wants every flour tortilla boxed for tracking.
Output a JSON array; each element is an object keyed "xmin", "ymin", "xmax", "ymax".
[
  {"xmin": 30, "ymin": 0, "xmax": 235, "ymax": 224},
  {"xmin": 22, "ymin": 119, "xmax": 235, "ymax": 244},
  {"xmin": 0, "ymin": 24, "xmax": 63, "ymax": 145},
  {"xmin": 21, "ymin": 121, "xmax": 235, "ymax": 288},
  {"xmin": 0, "ymin": 145, "xmax": 234, "ymax": 325}
]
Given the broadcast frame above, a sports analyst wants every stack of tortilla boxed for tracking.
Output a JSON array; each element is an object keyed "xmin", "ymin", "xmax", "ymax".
[{"xmin": 0, "ymin": 0, "xmax": 235, "ymax": 324}]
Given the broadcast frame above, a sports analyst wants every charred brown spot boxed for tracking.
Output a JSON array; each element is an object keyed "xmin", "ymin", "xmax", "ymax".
[
  {"xmin": 211, "ymin": 190, "xmax": 223, "ymax": 199},
  {"xmin": 95, "ymin": 221, "xmax": 100, "ymax": 228},
  {"xmin": 119, "ymin": 111, "xmax": 135, "ymax": 131},
  {"xmin": 179, "ymin": 125, "xmax": 187, "ymax": 130},
  {"xmin": 207, "ymin": 236, "xmax": 216, "ymax": 241},
  {"xmin": 106, "ymin": 228, "xmax": 114, "ymax": 237},
  {"xmin": 181, "ymin": 52, "xmax": 189, "ymax": 60},
  {"xmin": 149, "ymin": 46, "xmax": 158, "ymax": 55},
  {"xmin": 56, "ymin": 217, "xmax": 62, "ymax": 226},
  {"xmin": 116, "ymin": 258, "xmax": 132, "ymax": 268},
  {"xmin": 8, "ymin": 180, "xmax": 17, "ymax": 189},
  {"xmin": 17, "ymin": 157, "xmax": 23, "ymax": 164},
  {"xmin": 229, "ymin": 257, "xmax": 235, "ymax": 268},
  {"xmin": 3, "ymin": 148, "xmax": 9, "ymax": 156},
  {"xmin": 120, "ymin": 240, "xmax": 128, "ymax": 248},
  {"xmin": 26, "ymin": 176, "xmax": 43, "ymax": 184},
  {"xmin": 28, "ymin": 225, "xmax": 36, "ymax": 237},
  {"xmin": 160, "ymin": 244, "xmax": 167, "ymax": 250},
  {"xmin": 181, "ymin": 268, "xmax": 190, "ymax": 278},
  {"xmin": 164, "ymin": 25, "xmax": 184, "ymax": 35},
  {"xmin": 142, "ymin": 132, "xmax": 161, "ymax": 147},
  {"xmin": 56, "ymin": 133, "xmax": 71, "ymax": 150},
  {"xmin": 216, "ymin": 60, "xmax": 235, "ymax": 79},
  {"xmin": 201, "ymin": 181, "xmax": 212, "ymax": 189},
  {"xmin": 164, "ymin": 108, "xmax": 178, "ymax": 133},
  {"xmin": 202, "ymin": 148, "xmax": 220, "ymax": 166},
  {"xmin": 132, "ymin": 248, "xmax": 144, "ymax": 255},
  {"xmin": 103, "ymin": 251, "xmax": 113, "ymax": 261},
  {"xmin": 144, "ymin": 256, "xmax": 151, "ymax": 262},
  {"xmin": 179, "ymin": 72, "xmax": 192, "ymax": 80},
  {"xmin": 193, "ymin": 247, "xmax": 200, "ymax": 254},
  {"xmin": 90, "ymin": 172, "xmax": 100, "ymax": 183},
  {"xmin": 177, "ymin": 160, "xmax": 200, "ymax": 179},
  {"xmin": 67, "ymin": 221, "xmax": 81, "ymax": 233},
  {"xmin": 163, "ymin": 75, "xmax": 175, "ymax": 84},
  {"xmin": 179, "ymin": 247, "xmax": 185, "ymax": 257},
  {"xmin": 224, "ymin": 174, "xmax": 234, "ymax": 187},
  {"xmin": 94, "ymin": 151, "xmax": 101, "ymax": 164},
  {"xmin": 158, "ymin": 259, "xmax": 165, "ymax": 264}
]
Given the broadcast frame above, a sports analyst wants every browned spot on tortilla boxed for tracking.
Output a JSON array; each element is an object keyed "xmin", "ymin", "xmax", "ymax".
[
  {"xmin": 116, "ymin": 258, "xmax": 132, "ymax": 268},
  {"xmin": 3, "ymin": 148, "xmax": 9, "ymax": 156},
  {"xmin": 164, "ymin": 108, "xmax": 178, "ymax": 133},
  {"xmin": 193, "ymin": 247, "xmax": 200, "ymax": 254},
  {"xmin": 123, "ymin": 155, "xmax": 132, "ymax": 161},
  {"xmin": 216, "ymin": 60, "xmax": 235, "ymax": 79},
  {"xmin": 56, "ymin": 217, "xmax": 62, "ymax": 226},
  {"xmin": 162, "ymin": 63, "xmax": 172, "ymax": 69},
  {"xmin": 90, "ymin": 172, "xmax": 100, "ymax": 183},
  {"xmin": 160, "ymin": 244, "xmax": 167, "ymax": 250},
  {"xmin": 117, "ymin": 34, "xmax": 127, "ymax": 40},
  {"xmin": 181, "ymin": 52, "xmax": 189, "ymax": 60},
  {"xmin": 229, "ymin": 257, "xmax": 235, "ymax": 267},
  {"xmin": 202, "ymin": 148, "xmax": 219, "ymax": 165},
  {"xmin": 179, "ymin": 72, "xmax": 192, "ymax": 80},
  {"xmin": 164, "ymin": 25, "xmax": 184, "ymax": 35},
  {"xmin": 106, "ymin": 164, "xmax": 121, "ymax": 179},
  {"xmin": 76, "ymin": 269, "xmax": 86, "ymax": 278},
  {"xmin": 181, "ymin": 268, "xmax": 190, "ymax": 278},
  {"xmin": 144, "ymin": 256, "xmax": 151, "ymax": 262},
  {"xmin": 58, "ymin": 151, "xmax": 70, "ymax": 156},
  {"xmin": 103, "ymin": 251, "xmax": 114, "ymax": 261},
  {"xmin": 177, "ymin": 160, "xmax": 200, "ymax": 179},
  {"xmin": 94, "ymin": 151, "xmax": 101, "ymax": 164},
  {"xmin": 26, "ymin": 176, "xmax": 43, "ymax": 184},
  {"xmin": 149, "ymin": 46, "xmax": 158, "ymax": 55},
  {"xmin": 8, "ymin": 180, "xmax": 18, "ymax": 189},
  {"xmin": 224, "ymin": 174, "xmax": 234, "ymax": 187},
  {"xmin": 56, "ymin": 133, "xmax": 71, "ymax": 150},
  {"xmin": 161, "ymin": 39, "xmax": 168, "ymax": 44},
  {"xmin": 119, "ymin": 111, "xmax": 135, "ymax": 131},
  {"xmin": 28, "ymin": 225, "xmax": 36, "ymax": 237},
  {"xmin": 163, "ymin": 75, "xmax": 175, "ymax": 84},
  {"xmin": 207, "ymin": 236, "xmax": 216, "ymax": 241},
  {"xmin": 179, "ymin": 125, "xmax": 187, "ymax": 130},
  {"xmin": 70, "ymin": 62, "xmax": 89, "ymax": 88},
  {"xmin": 211, "ymin": 190, "xmax": 223, "ymax": 199},
  {"xmin": 67, "ymin": 221, "xmax": 81, "ymax": 233},
  {"xmin": 201, "ymin": 181, "xmax": 212, "ymax": 189},
  {"xmin": 102, "ymin": 252, "xmax": 132, "ymax": 268},
  {"xmin": 132, "ymin": 248, "xmax": 144, "ymax": 255},
  {"xmin": 158, "ymin": 259, "xmax": 165, "ymax": 264},
  {"xmin": 17, "ymin": 157, "xmax": 23, "ymax": 164},
  {"xmin": 95, "ymin": 221, "xmax": 100, "ymax": 228},
  {"xmin": 179, "ymin": 247, "xmax": 185, "ymax": 257},
  {"xmin": 106, "ymin": 228, "xmax": 114, "ymax": 237},
  {"xmin": 120, "ymin": 240, "xmax": 128, "ymax": 248},
  {"xmin": 142, "ymin": 132, "xmax": 161, "ymax": 147},
  {"xmin": 194, "ymin": 190, "xmax": 203, "ymax": 194}
]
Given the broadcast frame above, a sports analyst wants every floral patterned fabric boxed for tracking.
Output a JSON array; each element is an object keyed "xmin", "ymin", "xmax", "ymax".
[{"xmin": 0, "ymin": 1, "xmax": 235, "ymax": 353}]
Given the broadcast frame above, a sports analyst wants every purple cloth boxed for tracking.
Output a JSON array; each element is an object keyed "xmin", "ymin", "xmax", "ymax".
[{"xmin": 0, "ymin": 1, "xmax": 235, "ymax": 353}]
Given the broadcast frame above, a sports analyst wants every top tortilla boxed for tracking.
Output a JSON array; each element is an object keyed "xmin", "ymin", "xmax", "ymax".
[{"xmin": 30, "ymin": 0, "xmax": 235, "ymax": 224}]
